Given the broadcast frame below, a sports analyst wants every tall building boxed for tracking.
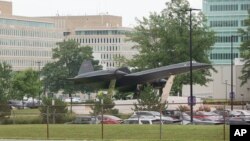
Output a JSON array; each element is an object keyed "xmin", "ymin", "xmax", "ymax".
[
  {"xmin": 203, "ymin": 0, "xmax": 249, "ymax": 64},
  {"xmin": 42, "ymin": 15, "xmax": 137, "ymax": 69},
  {"xmin": 0, "ymin": 1, "xmax": 136, "ymax": 70},
  {"xmin": 0, "ymin": 1, "xmax": 63, "ymax": 71},
  {"xmin": 185, "ymin": 0, "xmax": 250, "ymax": 101}
]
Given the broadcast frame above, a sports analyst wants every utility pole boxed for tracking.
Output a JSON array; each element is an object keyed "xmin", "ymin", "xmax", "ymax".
[
  {"xmin": 230, "ymin": 36, "xmax": 234, "ymax": 111},
  {"xmin": 186, "ymin": 8, "xmax": 200, "ymax": 124}
]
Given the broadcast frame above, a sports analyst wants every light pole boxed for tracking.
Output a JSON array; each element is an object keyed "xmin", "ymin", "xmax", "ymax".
[
  {"xmin": 36, "ymin": 61, "xmax": 41, "ymax": 104},
  {"xmin": 230, "ymin": 35, "xmax": 235, "ymax": 111},
  {"xmin": 186, "ymin": 8, "xmax": 200, "ymax": 123},
  {"xmin": 241, "ymin": 94, "xmax": 244, "ymax": 110}
]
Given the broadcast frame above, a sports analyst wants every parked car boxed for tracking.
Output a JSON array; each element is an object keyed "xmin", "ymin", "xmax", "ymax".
[
  {"xmin": 8, "ymin": 100, "xmax": 24, "ymax": 109},
  {"xmin": 246, "ymin": 103, "xmax": 250, "ymax": 110},
  {"xmin": 64, "ymin": 97, "xmax": 81, "ymax": 103},
  {"xmin": 181, "ymin": 112, "xmax": 223, "ymax": 125},
  {"xmin": 162, "ymin": 110, "xmax": 182, "ymax": 119},
  {"xmin": 131, "ymin": 111, "xmax": 181, "ymax": 124},
  {"xmin": 97, "ymin": 115, "xmax": 122, "ymax": 124},
  {"xmin": 229, "ymin": 110, "xmax": 250, "ymax": 122},
  {"xmin": 123, "ymin": 118, "xmax": 162, "ymax": 125},
  {"xmin": 195, "ymin": 111, "xmax": 223, "ymax": 122},
  {"xmin": 66, "ymin": 116, "xmax": 99, "ymax": 124}
]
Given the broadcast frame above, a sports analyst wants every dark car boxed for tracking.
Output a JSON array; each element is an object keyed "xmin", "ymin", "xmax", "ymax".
[
  {"xmin": 162, "ymin": 110, "xmax": 182, "ymax": 119},
  {"xmin": 67, "ymin": 116, "xmax": 99, "ymax": 124},
  {"xmin": 8, "ymin": 100, "xmax": 24, "ymax": 109}
]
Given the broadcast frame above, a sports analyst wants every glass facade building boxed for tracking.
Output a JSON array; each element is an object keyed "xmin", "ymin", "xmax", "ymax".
[{"xmin": 203, "ymin": 0, "xmax": 250, "ymax": 64}]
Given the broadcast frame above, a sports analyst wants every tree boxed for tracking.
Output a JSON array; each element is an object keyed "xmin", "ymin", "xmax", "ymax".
[
  {"xmin": 42, "ymin": 40, "xmax": 101, "ymax": 94},
  {"xmin": 41, "ymin": 40, "xmax": 102, "ymax": 111},
  {"xmin": 133, "ymin": 85, "xmax": 166, "ymax": 111},
  {"xmin": 39, "ymin": 97, "xmax": 68, "ymax": 123},
  {"xmin": 0, "ymin": 62, "xmax": 12, "ymax": 122},
  {"xmin": 126, "ymin": 0, "xmax": 215, "ymax": 95},
  {"xmin": 11, "ymin": 69, "xmax": 42, "ymax": 103},
  {"xmin": 0, "ymin": 62, "xmax": 12, "ymax": 101},
  {"xmin": 90, "ymin": 91, "xmax": 116, "ymax": 115},
  {"xmin": 238, "ymin": 10, "xmax": 250, "ymax": 85}
]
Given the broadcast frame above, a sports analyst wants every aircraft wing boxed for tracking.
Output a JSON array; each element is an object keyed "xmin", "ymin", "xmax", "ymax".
[{"xmin": 116, "ymin": 61, "xmax": 210, "ymax": 87}]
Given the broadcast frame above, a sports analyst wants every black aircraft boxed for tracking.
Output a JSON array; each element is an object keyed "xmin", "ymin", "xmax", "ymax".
[{"xmin": 69, "ymin": 60, "xmax": 210, "ymax": 92}]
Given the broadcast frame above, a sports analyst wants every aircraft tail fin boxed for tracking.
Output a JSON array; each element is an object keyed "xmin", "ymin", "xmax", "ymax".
[{"xmin": 78, "ymin": 60, "xmax": 94, "ymax": 75}]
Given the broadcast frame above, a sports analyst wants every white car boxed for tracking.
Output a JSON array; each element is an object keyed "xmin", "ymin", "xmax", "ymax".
[
  {"xmin": 130, "ymin": 111, "xmax": 181, "ymax": 124},
  {"xmin": 232, "ymin": 110, "xmax": 250, "ymax": 122},
  {"xmin": 64, "ymin": 97, "xmax": 81, "ymax": 103},
  {"xmin": 123, "ymin": 117, "xmax": 162, "ymax": 125}
]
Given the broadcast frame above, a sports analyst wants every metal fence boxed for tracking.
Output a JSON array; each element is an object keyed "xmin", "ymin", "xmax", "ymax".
[{"xmin": 1, "ymin": 102, "xmax": 249, "ymax": 140}]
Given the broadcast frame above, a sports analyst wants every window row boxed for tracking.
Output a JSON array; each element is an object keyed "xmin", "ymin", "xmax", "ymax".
[
  {"xmin": 75, "ymin": 30, "xmax": 128, "ymax": 35},
  {"xmin": 0, "ymin": 28, "xmax": 62, "ymax": 38},
  {"xmin": 210, "ymin": 20, "xmax": 238, "ymax": 27},
  {"xmin": 216, "ymin": 36, "xmax": 238, "ymax": 43},
  {"xmin": 210, "ymin": 53, "xmax": 239, "ymax": 60},
  {"xmin": 210, "ymin": 4, "xmax": 238, "ymax": 11},
  {"xmin": 0, "ymin": 18, "xmax": 54, "ymax": 28},
  {"xmin": 101, "ymin": 54, "xmax": 121, "ymax": 60},
  {"xmin": 93, "ymin": 46, "xmax": 121, "ymax": 52},
  {"xmin": 0, "ymin": 39, "xmax": 56, "ymax": 47},
  {"xmin": 1, "ymin": 60, "xmax": 49, "ymax": 67},
  {"xmin": 0, "ymin": 49, "xmax": 52, "ymax": 57},
  {"xmin": 210, "ymin": 4, "xmax": 250, "ymax": 11},
  {"xmin": 241, "ymin": 4, "xmax": 250, "ymax": 10},
  {"xmin": 73, "ymin": 37, "xmax": 122, "ymax": 44},
  {"xmin": 100, "ymin": 61, "xmax": 120, "ymax": 68}
]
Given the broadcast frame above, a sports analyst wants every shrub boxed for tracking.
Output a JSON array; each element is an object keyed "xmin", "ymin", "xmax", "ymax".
[
  {"xmin": 215, "ymin": 106, "xmax": 225, "ymax": 111},
  {"xmin": 0, "ymin": 100, "xmax": 11, "ymax": 124},
  {"xmin": 177, "ymin": 105, "xmax": 190, "ymax": 112},
  {"xmin": 39, "ymin": 97, "xmax": 68, "ymax": 123},
  {"xmin": 198, "ymin": 105, "xmax": 211, "ymax": 112}
]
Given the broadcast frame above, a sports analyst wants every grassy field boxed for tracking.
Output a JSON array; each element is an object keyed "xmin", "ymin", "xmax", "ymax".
[{"xmin": 0, "ymin": 124, "xmax": 230, "ymax": 141}]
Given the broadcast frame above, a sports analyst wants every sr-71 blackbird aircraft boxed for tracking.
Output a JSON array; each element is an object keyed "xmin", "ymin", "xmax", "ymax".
[{"xmin": 69, "ymin": 60, "xmax": 210, "ymax": 92}]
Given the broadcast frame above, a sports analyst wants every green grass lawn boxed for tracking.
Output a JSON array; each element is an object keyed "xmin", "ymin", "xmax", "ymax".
[{"xmin": 0, "ymin": 124, "xmax": 230, "ymax": 141}]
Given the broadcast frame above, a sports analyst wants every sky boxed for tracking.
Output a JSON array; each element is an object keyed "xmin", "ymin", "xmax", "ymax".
[{"xmin": 7, "ymin": 0, "xmax": 202, "ymax": 27}]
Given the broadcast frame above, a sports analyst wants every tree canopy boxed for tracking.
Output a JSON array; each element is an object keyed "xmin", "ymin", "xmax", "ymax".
[
  {"xmin": 11, "ymin": 69, "xmax": 41, "ymax": 100},
  {"xmin": 239, "ymin": 10, "xmax": 250, "ymax": 85},
  {"xmin": 41, "ymin": 40, "xmax": 102, "ymax": 95},
  {"xmin": 125, "ymin": 0, "xmax": 215, "ymax": 95}
]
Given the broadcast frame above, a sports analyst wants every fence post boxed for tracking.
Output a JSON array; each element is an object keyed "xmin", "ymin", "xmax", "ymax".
[
  {"xmin": 223, "ymin": 101, "xmax": 226, "ymax": 141},
  {"xmin": 101, "ymin": 99, "xmax": 104, "ymax": 140},
  {"xmin": 46, "ymin": 106, "xmax": 49, "ymax": 139},
  {"xmin": 160, "ymin": 104, "xmax": 162, "ymax": 140},
  {"xmin": 12, "ymin": 110, "xmax": 15, "ymax": 124}
]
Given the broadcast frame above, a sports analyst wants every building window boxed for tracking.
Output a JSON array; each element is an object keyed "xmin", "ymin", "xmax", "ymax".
[
  {"xmin": 210, "ymin": 20, "xmax": 238, "ymax": 27},
  {"xmin": 210, "ymin": 4, "xmax": 238, "ymax": 11},
  {"xmin": 241, "ymin": 4, "xmax": 250, "ymax": 10},
  {"xmin": 216, "ymin": 36, "xmax": 238, "ymax": 43},
  {"xmin": 210, "ymin": 53, "xmax": 239, "ymax": 60}
]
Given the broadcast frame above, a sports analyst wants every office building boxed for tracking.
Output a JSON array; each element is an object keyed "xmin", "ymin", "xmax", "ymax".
[
  {"xmin": 42, "ymin": 15, "xmax": 137, "ymax": 69},
  {"xmin": 185, "ymin": 0, "xmax": 250, "ymax": 101},
  {"xmin": 203, "ymin": 0, "xmax": 249, "ymax": 64},
  {"xmin": 0, "ymin": 1, "xmax": 63, "ymax": 70}
]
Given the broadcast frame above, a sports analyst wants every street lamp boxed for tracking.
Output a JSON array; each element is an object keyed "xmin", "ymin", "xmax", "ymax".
[
  {"xmin": 186, "ymin": 8, "xmax": 200, "ymax": 123},
  {"xmin": 230, "ymin": 35, "xmax": 236, "ymax": 111}
]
